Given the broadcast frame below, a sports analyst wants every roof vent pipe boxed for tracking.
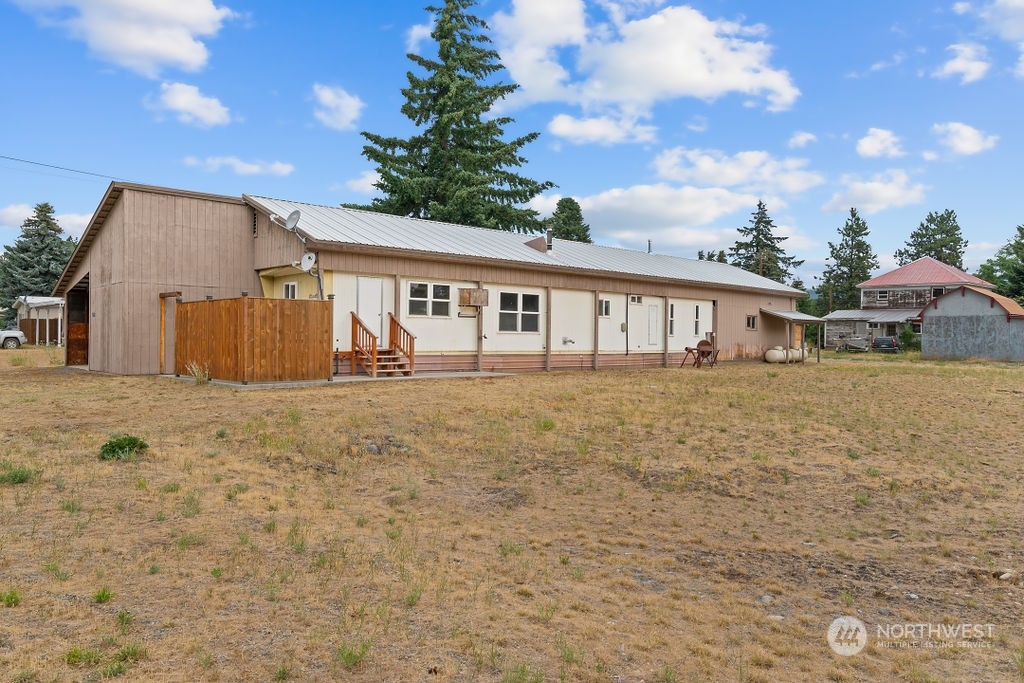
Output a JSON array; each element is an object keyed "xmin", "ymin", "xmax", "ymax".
[
  {"xmin": 648, "ymin": 239, "xmax": 652, "ymax": 253},
  {"xmin": 546, "ymin": 228, "xmax": 553, "ymax": 251}
]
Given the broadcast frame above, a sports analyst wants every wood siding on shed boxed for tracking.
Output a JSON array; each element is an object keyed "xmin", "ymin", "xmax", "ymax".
[{"xmin": 63, "ymin": 188, "xmax": 263, "ymax": 375}]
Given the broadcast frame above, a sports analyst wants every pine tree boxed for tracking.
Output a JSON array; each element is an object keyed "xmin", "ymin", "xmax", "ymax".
[
  {"xmin": 976, "ymin": 224, "xmax": 1024, "ymax": 302},
  {"xmin": 893, "ymin": 209, "xmax": 968, "ymax": 269},
  {"xmin": 819, "ymin": 208, "xmax": 879, "ymax": 312},
  {"xmin": 696, "ymin": 250, "xmax": 706, "ymax": 260},
  {"xmin": 545, "ymin": 197, "xmax": 591, "ymax": 243},
  {"xmin": 354, "ymin": 0, "xmax": 554, "ymax": 233},
  {"xmin": 0, "ymin": 202, "xmax": 77, "ymax": 326},
  {"xmin": 729, "ymin": 200, "xmax": 803, "ymax": 283},
  {"xmin": 716, "ymin": 250, "xmax": 727, "ymax": 263}
]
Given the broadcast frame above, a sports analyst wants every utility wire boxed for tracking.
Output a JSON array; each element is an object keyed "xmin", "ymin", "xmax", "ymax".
[{"xmin": 0, "ymin": 154, "xmax": 122, "ymax": 181}]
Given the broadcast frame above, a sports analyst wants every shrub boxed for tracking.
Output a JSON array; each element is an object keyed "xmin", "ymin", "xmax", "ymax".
[
  {"xmin": 0, "ymin": 462, "xmax": 38, "ymax": 485},
  {"xmin": 99, "ymin": 435, "xmax": 148, "ymax": 461}
]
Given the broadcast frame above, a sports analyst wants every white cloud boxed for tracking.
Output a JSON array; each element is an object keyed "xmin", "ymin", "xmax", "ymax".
[
  {"xmin": 788, "ymin": 131, "xmax": 817, "ymax": 149},
  {"xmin": 576, "ymin": 6, "xmax": 799, "ymax": 111},
  {"xmin": 547, "ymin": 113, "xmax": 657, "ymax": 144},
  {"xmin": 12, "ymin": 0, "xmax": 236, "ymax": 78},
  {"xmin": 492, "ymin": 1, "xmax": 799, "ymax": 137},
  {"xmin": 980, "ymin": 0, "xmax": 1024, "ymax": 40},
  {"xmin": 406, "ymin": 18, "xmax": 433, "ymax": 53},
  {"xmin": 151, "ymin": 82, "xmax": 230, "ymax": 127},
  {"xmin": 0, "ymin": 204, "xmax": 89, "ymax": 239},
  {"xmin": 56, "ymin": 212, "xmax": 91, "ymax": 239},
  {"xmin": 922, "ymin": 150, "xmax": 940, "ymax": 161},
  {"xmin": 653, "ymin": 147, "xmax": 824, "ymax": 194},
  {"xmin": 184, "ymin": 156, "xmax": 293, "ymax": 176},
  {"xmin": 0, "ymin": 204, "xmax": 32, "ymax": 229},
  {"xmin": 823, "ymin": 170, "xmax": 928, "ymax": 214},
  {"xmin": 312, "ymin": 83, "xmax": 365, "ymax": 131},
  {"xmin": 952, "ymin": 3, "xmax": 972, "ymax": 15},
  {"xmin": 580, "ymin": 184, "xmax": 759, "ymax": 240},
  {"xmin": 932, "ymin": 43, "xmax": 990, "ymax": 83},
  {"xmin": 856, "ymin": 128, "xmax": 905, "ymax": 158},
  {"xmin": 346, "ymin": 170, "xmax": 379, "ymax": 194},
  {"xmin": 870, "ymin": 51, "xmax": 906, "ymax": 72},
  {"xmin": 686, "ymin": 116, "xmax": 709, "ymax": 133},
  {"xmin": 931, "ymin": 121, "xmax": 998, "ymax": 154}
]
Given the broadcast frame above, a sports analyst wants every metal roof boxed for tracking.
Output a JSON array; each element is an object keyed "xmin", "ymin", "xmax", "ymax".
[
  {"xmin": 923, "ymin": 285, "xmax": 1024, "ymax": 319},
  {"xmin": 858, "ymin": 256, "xmax": 994, "ymax": 289},
  {"xmin": 822, "ymin": 308, "xmax": 921, "ymax": 323},
  {"xmin": 760, "ymin": 309, "xmax": 825, "ymax": 323},
  {"xmin": 244, "ymin": 195, "xmax": 804, "ymax": 296}
]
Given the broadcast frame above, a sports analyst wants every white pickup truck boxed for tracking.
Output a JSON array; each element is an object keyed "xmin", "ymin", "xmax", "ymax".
[{"xmin": 0, "ymin": 329, "xmax": 28, "ymax": 349}]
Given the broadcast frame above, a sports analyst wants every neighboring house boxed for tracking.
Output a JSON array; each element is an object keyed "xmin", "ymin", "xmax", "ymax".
[
  {"xmin": 13, "ymin": 296, "xmax": 65, "ymax": 345},
  {"xmin": 920, "ymin": 286, "xmax": 1024, "ymax": 361},
  {"xmin": 822, "ymin": 257, "xmax": 995, "ymax": 347},
  {"xmin": 53, "ymin": 182, "xmax": 809, "ymax": 377}
]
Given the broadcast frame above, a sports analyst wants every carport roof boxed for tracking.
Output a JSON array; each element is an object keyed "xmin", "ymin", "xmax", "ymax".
[
  {"xmin": 822, "ymin": 309, "xmax": 921, "ymax": 323},
  {"xmin": 760, "ymin": 309, "xmax": 825, "ymax": 323}
]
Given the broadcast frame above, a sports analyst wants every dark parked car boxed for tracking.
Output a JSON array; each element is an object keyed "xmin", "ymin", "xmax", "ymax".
[{"xmin": 871, "ymin": 335, "xmax": 900, "ymax": 352}]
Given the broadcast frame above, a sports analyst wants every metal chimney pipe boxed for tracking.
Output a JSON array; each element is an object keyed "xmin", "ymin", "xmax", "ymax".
[{"xmin": 546, "ymin": 228, "xmax": 553, "ymax": 251}]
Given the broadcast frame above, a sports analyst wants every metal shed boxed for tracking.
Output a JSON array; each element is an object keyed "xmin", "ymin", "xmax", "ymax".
[{"xmin": 920, "ymin": 286, "xmax": 1024, "ymax": 361}]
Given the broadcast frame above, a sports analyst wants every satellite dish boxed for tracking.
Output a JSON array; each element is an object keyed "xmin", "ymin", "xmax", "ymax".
[
  {"xmin": 299, "ymin": 252, "xmax": 316, "ymax": 272},
  {"xmin": 285, "ymin": 210, "xmax": 301, "ymax": 231}
]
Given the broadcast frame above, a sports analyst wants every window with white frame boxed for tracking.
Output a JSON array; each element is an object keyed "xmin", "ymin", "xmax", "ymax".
[
  {"xmin": 877, "ymin": 290, "xmax": 889, "ymax": 302},
  {"xmin": 598, "ymin": 299, "xmax": 611, "ymax": 317},
  {"xmin": 668, "ymin": 303, "xmax": 675, "ymax": 336},
  {"xmin": 283, "ymin": 282, "xmax": 297, "ymax": 300},
  {"xmin": 745, "ymin": 314, "xmax": 758, "ymax": 330},
  {"xmin": 499, "ymin": 292, "xmax": 540, "ymax": 332},
  {"xmin": 694, "ymin": 304, "xmax": 700, "ymax": 336},
  {"xmin": 866, "ymin": 322, "xmax": 880, "ymax": 330},
  {"xmin": 931, "ymin": 287, "xmax": 945, "ymax": 299},
  {"xmin": 629, "ymin": 294, "xmax": 643, "ymax": 304},
  {"xmin": 408, "ymin": 282, "xmax": 451, "ymax": 317}
]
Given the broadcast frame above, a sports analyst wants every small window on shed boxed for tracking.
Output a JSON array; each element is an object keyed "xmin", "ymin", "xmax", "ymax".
[
  {"xmin": 598, "ymin": 299, "xmax": 611, "ymax": 317},
  {"xmin": 283, "ymin": 282, "xmax": 297, "ymax": 300},
  {"xmin": 745, "ymin": 314, "xmax": 757, "ymax": 331},
  {"xmin": 931, "ymin": 287, "xmax": 945, "ymax": 299},
  {"xmin": 629, "ymin": 294, "xmax": 643, "ymax": 304}
]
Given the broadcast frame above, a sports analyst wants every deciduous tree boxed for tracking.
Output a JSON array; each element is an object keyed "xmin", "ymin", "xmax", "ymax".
[{"xmin": 976, "ymin": 224, "xmax": 1024, "ymax": 302}]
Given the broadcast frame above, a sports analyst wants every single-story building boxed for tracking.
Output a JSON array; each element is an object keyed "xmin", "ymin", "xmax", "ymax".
[
  {"xmin": 920, "ymin": 285, "xmax": 1024, "ymax": 361},
  {"xmin": 13, "ymin": 296, "xmax": 64, "ymax": 345},
  {"xmin": 52, "ymin": 182, "xmax": 812, "ymax": 378}
]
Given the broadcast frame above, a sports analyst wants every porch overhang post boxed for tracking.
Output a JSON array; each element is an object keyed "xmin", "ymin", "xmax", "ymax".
[{"xmin": 545, "ymin": 287, "xmax": 552, "ymax": 371}]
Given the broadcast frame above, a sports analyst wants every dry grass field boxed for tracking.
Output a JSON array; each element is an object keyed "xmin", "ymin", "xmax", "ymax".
[{"xmin": 0, "ymin": 347, "xmax": 1021, "ymax": 682}]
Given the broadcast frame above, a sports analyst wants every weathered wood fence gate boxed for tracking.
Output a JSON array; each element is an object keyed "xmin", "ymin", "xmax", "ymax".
[{"xmin": 175, "ymin": 296, "xmax": 332, "ymax": 383}]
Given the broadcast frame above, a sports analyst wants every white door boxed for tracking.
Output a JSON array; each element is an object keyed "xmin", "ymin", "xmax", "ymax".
[
  {"xmin": 647, "ymin": 304, "xmax": 659, "ymax": 346},
  {"xmin": 357, "ymin": 277, "xmax": 384, "ymax": 340}
]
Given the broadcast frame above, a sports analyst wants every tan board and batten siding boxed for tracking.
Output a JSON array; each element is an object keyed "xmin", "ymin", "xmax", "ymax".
[{"xmin": 57, "ymin": 185, "xmax": 262, "ymax": 375}]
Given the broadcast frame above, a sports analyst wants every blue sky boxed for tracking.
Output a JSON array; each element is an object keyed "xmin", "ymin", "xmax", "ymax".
[{"xmin": 2, "ymin": 0, "xmax": 1022, "ymax": 284}]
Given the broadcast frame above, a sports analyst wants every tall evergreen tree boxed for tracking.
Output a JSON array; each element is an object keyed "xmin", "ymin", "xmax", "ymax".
[
  {"xmin": 729, "ymin": 200, "xmax": 803, "ymax": 283},
  {"xmin": 0, "ymin": 202, "xmax": 77, "ymax": 326},
  {"xmin": 354, "ymin": 0, "xmax": 554, "ymax": 232},
  {"xmin": 716, "ymin": 249, "xmax": 727, "ymax": 263},
  {"xmin": 976, "ymin": 224, "xmax": 1024, "ymax": 302},
  {"xmin": 894, "ymin": 209, "xmax": 968, "ymax": 269},
  {"xmin": 819, "ymin": 208, "xmax": 879, "ymax": 312},
  {"xmin": 544, "ymin": 197, "xmax": 591, "ymax": 243}
]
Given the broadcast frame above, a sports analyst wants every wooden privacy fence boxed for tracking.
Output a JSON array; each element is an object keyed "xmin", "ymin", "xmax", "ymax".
[{"xmin": 175, "ymin": 296, "xmax": 332, "ymax": 383}]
